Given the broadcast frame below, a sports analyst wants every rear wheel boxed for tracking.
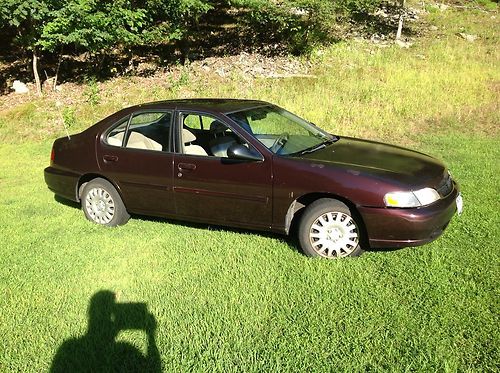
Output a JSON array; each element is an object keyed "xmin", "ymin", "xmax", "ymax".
[
  {"xmin": 81, "ymin": 178, "xmax": 129, "ymax": 227},
  {"xmin": 298, "ymin": 198, "xmax": 364, "ymax": 258}
]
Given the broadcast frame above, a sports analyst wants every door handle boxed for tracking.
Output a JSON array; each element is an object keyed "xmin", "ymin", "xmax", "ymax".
[
  {"xmin": 178, "ymin": 163, "xmax": 196, "ymax": 171},
  {"xmin": 103, "ymin": 155, "xmax": 118, "ymax": 162}
]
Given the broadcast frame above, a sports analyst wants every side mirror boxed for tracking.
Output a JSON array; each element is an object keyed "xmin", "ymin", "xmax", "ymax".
[{"xmin": 227, "ymin": 144, "xmax": 263, "ymax": 162}]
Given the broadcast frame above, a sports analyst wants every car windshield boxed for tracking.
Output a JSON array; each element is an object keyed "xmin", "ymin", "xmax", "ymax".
[{"xmin": 227, "ymin": 105, "xmax": 336, "ymax": 155}]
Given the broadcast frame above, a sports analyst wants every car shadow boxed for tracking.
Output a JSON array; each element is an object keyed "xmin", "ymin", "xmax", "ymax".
[
  {"xmin": 52, "ymin": 195, "xmax": 396, "ymax": 256},
  {"xmin": 134, "ymin": 214, "xmax": 303, "ymax": 255},
  {"xmin": 50, "ymin": 290, "xmax": 161, "ymax": 373},
  {"xmin": 54, "ymin": 194, "xmax": 80, "ymax": 209},
  {"xmin": 52, "ymin": 194, "xmax": 302, "ymax": 254}
]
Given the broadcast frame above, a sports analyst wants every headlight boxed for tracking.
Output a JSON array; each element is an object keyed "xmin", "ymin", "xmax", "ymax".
[
  {"xmin": 384, "ymin": 187, "xmax": 440, "ymax": 208},
  {"xmin": 413, "ymin": 187, "xmax": 440, "ymax": 205}
]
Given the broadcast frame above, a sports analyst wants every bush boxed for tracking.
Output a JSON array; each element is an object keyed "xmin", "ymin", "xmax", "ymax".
[{"xmin": 232, "ymin": 0, "xmax": 383, "ymax": 53}]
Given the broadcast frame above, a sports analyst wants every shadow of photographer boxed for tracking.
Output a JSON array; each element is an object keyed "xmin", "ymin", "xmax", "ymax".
[{"xmin": 51, "ymin": 290, "xmax": 161, "ymax": 372}]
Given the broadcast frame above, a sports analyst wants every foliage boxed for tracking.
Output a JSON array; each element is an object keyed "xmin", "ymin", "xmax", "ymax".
[
  {"xmin": 38, "ymin": 1, "xmax": 147, "ymax": 53},
  {"xmin": 37, "ymin": 0, "xmax": 214, "ymax": 53},
  {"xmin": 0, "ymin": 0, "xmax": 54, "ymax": 50},
  {"xmin": 61, "ymin": 106, "xmax": 76, "ymax": 129},
  {"xmin": 82, "ymin": 78, "xmax": 100, "ymax": 106},
  {"xmin": 231, "ymin": 0, "xmax": 382, "ymax": 53},
  {"xmin": 0, "ymin": 0, "xmax": 381, "ymax": 57}
]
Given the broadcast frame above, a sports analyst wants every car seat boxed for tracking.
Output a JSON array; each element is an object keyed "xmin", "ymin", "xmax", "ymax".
[
  {"xmin": 209, "ymin": 120, "xmax": 236, "ymax": 157},
  {"xmin": 182, "ymin": 129, "xmax": 207, "ymax": 156}
]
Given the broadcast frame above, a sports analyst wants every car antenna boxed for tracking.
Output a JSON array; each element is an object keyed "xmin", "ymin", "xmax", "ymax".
[{"xmin": 56, "ymin": 101, "xmax": 71, "ymax": 140}]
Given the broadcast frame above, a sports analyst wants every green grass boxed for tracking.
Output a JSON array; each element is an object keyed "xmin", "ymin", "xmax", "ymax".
[
  {"xmin": 0, "ymin": 4, "xmax": 499, "ymax": 372},
  {"xmin": 0, "ymin": 134, "xmax": 498, "ymax": 372}
]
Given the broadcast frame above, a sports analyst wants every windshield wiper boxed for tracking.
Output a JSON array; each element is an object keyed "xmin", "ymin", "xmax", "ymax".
[{"xmin": 300, "ymin": 139, "xmax": 335, "ymax": 155}]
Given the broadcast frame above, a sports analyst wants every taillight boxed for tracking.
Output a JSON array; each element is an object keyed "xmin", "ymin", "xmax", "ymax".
[{"xmin": 50, "ymin": 147, "xmax": 55, "ymax": 164}]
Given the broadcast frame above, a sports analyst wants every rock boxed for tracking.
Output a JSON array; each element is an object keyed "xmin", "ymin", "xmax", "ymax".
[
  {"xmin": 429, "ymin": 25, "xmax": 439, "ymax": 31},
  {"xmin": 370, "ymin": 33, "xmax": 387, "ymax": 44},
  {"xmin": 216, "ymin": 67, "xmax": 226, "ymax": 77},
  {"xmin": 395, "ymin": 39, "xmax": 413, "ymax": 48},
  {"xmin": 137, "ymin": 62, "xmax": 157, "ymax": 75},
  {"xmin": 12, "ymin": 80, "xmax": 29, "ymax": 94},
  {"xmin": 374, "ymin": 9, "xmax": 389, "ymax": 18},
  {"xmin": 458, "ymin": 33, "xmax": 478, "ymax": 42},
  {"xmin": 427, "ymin": 3, "xmax": 448, "ymax": 12}
]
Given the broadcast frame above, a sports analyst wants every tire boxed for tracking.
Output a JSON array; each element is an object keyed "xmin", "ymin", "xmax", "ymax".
[
  {"xmin": 298, "ymin": 198, "xmax": 364, "ymax": 258},
  {"xmin": 81, "ymin": 178, "xmax": 130, "ymax": 227}
]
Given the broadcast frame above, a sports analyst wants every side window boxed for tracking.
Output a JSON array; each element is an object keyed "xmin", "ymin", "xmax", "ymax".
[
  {"xmin": 107, "ymin": 118, "xmax": 128, "ymax": 147},
  {"xmin": 180, "ymin": 113, "xmax": 247, "ymax": 158},
  {"xmin": 107, "ymin": 111, "xmax": 172, "ymax": 152},
  {"xmin": 183, "ymin": 114, "xmax": 203, "ymax": 130}
]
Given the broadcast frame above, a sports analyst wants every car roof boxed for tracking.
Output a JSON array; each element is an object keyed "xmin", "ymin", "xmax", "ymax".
[{"xmin": 127, "ymin": 98, "xmax": 270, "ymax": 115}]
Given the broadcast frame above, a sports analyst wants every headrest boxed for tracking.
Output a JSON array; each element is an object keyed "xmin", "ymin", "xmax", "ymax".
[
  {"xmin": 182, "ymin": 129, "xmax": 196, "ymax": 144},
  {"xmin": 210, "ymin": 120, "xmax": 226, "ymax": 133}
]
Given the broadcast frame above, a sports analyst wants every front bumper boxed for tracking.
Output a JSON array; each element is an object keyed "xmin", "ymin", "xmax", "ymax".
[{"xmin": 358, "ymin": 184, "xmax": 460, "ymax": 248}]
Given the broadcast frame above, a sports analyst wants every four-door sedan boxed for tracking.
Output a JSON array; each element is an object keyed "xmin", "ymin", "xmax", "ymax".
[{"xmin": 44, "ymin": 99, "xmax": 462, "ymax": 258}]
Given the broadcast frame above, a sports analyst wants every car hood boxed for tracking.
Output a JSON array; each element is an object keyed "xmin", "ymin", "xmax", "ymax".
[{"xmin": 299, "ymin": 137, "xmax": 446, "ymax": 187}]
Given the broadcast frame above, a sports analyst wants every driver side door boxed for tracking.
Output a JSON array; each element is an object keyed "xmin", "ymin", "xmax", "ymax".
[{"xmin": 172, "ymin": 111, "xmax": 273, "ymax": 230}]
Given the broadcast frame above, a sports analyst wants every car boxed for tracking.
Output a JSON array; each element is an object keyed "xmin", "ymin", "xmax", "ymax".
[{"xmin": 44, "ymin": 99, "xmax": 463, "ymax": 258}]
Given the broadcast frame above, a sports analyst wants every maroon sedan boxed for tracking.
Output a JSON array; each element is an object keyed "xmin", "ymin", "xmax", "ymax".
[{"xmin": 44, "ymin": 99, "xmax": 462, "ymax": 258}]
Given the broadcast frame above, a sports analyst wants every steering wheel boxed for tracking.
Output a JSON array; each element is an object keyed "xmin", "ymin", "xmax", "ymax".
[{"xmin": 270, "ymin": 132, "xmax": 289, "ymax": 153}]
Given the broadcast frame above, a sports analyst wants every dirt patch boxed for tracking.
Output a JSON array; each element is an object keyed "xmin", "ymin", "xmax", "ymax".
[{"xmin": 0, "ymin": 51, "xmax": 313, "ymax": 111}]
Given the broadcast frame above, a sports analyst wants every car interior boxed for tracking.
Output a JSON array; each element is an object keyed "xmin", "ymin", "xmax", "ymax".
[
  {"xmin": 181, "ymin": 115, "xmax": 243, "ymax": 157},
  {"xmin": 107, "ymin": 112, "xmax": 171, "ymax": 152},
  {"xmin": 106, "ymin": 112, "xmax": 247, "ymax": 157}
]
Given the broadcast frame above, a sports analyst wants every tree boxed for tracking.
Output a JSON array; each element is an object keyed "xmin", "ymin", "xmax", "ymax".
[
  {"xmin": 396, "ymin": 0, "xmax": 406, "ymax": 40},
  {"xmin": 230, "ymin": 0, "xmax": 382, "ymax": 53},
  {"xmin": 0, "ymin": 0, "xmax": 214, "ymax": 94},
  {"xmin": 0, "ymin": 0, "xmax": 60, "ymax": 95}
]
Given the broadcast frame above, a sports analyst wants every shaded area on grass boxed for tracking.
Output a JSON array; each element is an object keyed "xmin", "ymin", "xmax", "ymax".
[
  {"xmin": 54, "ymin": 193, "xmax": 302, "ymax": 255},
  {"xmin": 51, "ymin": 290, "xmax": 161, "ymax": 373}
]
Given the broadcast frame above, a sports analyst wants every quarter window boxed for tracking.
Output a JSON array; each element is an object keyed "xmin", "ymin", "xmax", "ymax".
[{"xmin": 106, "ymin": 111, "xmax": 172, "ymax": 152}]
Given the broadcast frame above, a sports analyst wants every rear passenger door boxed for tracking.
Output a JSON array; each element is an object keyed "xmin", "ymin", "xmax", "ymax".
[{"xmin": 97, "ymin": 110, "xmax": 175, "ymax": 215}]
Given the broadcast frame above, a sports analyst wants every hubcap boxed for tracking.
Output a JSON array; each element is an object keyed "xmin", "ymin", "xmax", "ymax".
[
  {"xmin": 309, "ymin": 211, "xmax": 359, "ymax": 258},
  {"xmin": 85, "ymin": 187, "xmax": 115, "ymax": 224}
]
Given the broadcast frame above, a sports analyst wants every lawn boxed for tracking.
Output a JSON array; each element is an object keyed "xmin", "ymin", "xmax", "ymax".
[{"xmin": 0, "ymin": 3, "xmax": 499, "ymax": 372}]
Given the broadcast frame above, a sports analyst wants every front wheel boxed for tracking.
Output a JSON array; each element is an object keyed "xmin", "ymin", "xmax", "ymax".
[
  {"xmin": 298, "ymin": 198, "xmax": 364, "ymax": 258},
  {"xmin": 81, "ymin": 178, "xmax": 130, "ymax": 227}
]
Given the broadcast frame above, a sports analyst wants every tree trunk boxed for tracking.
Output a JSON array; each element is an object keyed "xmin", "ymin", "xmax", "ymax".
[
  {"xmin": 32, "ymin": 49, "xmax": 42, "ymax": 96},
  {"xmin": 396, "ymin": 0, "xmax": 406, "ymax": 40}
]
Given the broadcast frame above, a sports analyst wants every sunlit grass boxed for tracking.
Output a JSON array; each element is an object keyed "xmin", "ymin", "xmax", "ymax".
[{"xmin": 0, "ymin": 132, "xmax": 498, "ymax": 371}]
